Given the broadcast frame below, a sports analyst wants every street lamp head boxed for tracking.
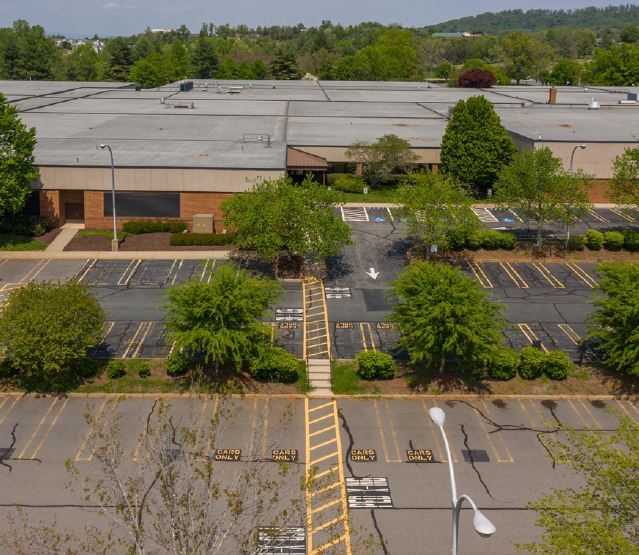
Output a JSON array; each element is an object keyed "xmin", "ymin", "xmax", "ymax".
[
  {"xmin": 99, "ymin": 144, "xmax": 108, "ymax": 150},
  {"xmin": 579, "ymin": 144, "xmax": 587, "ymax": 150},
  {"xmin": 428, "ymin": 407, "xmax": 446, "ymax": 428},
  {"xmin": 472, "ymin": 509, "xmax": 496, "ymax": 538}
]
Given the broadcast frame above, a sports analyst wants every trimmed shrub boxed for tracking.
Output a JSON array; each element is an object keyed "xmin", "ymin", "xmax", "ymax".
[
  {"xmin": 0, "ymin": 214, "xmax": 50, "ymax": 237},
  {"xmin": 458, "ymin": 68, "xmax": 497, "ymax": 88},
  {"xmin": 544, "ymin": 351, "xmax": 571, "ymax": 380},
  {"xmin": 489, "ymin": 348, "xmax": 519, "ymax": 381},
  {"xmin": 623, "ymin": 230, "xmax": 639, "ymax": 252},
  {"xmin": 123, "ymin": 220, "xmax": 188, "ymax": 234},
  {"xmin": 567, "ymin": 234, "xmax": 585, "ymax": 251},
  {"xmin": 332, "ymin": 174, "xmax": 365, "ymax": 194},
  {"xmin": 169, "ymin": 232, "xmax": 236, "ymax": 246},
  {"xmin": 355, "ymin": 350, "xmax": 396, "ymax": 380},
  {"xmin": 479, "ymin": 230, "xmax": 517, "ymax": 250},
  {"xmin": 72, "ymin": 358, "xmax": 100, "ymax": 379},
  {"xmin": 518, "ymin": 347, "xmax": 546, "ymax": 380},
  {"xmin": 465, "ymin": 230, "xmax": 482, "ymax": 250},
  {"xmin": 603, "ymin": 231, "xmax": 624, "ymax": 251},
  {"xmin": 105, "ymin": 360, "xmax": 126, "ymax": 379},
  {"xmin": 249, "ymin": 346, "xmax": 299, "ymax": 383},
  {"xmin": 166, "ymin": 351, "xmax": 189, "ymax": 377},
  {"xmin": 128, "ymin": 359, "xmax": 150, "ymax": 378},
  {"xmin": 446, "ymin": 229, "xmax": 467, "ymax": 251},
  {"xmin": 585, "ymin": 229, "xmax": 603, "ymax": 250}
]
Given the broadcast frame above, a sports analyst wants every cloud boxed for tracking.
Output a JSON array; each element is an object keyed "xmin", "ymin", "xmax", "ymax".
[{"xmin": 101, "ymin": 2, "xmax": 120, "ymax": 10}]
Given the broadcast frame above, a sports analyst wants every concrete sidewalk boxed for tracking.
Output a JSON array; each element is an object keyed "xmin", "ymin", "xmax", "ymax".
[{"xmin": 45, "ymin": 223, "xmax": 82, "ymax": 253}]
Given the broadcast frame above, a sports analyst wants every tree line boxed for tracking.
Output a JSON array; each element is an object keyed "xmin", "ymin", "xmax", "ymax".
[{"xmin": 1, "ymin": 19, "xmax": 639, "ymax": 88}]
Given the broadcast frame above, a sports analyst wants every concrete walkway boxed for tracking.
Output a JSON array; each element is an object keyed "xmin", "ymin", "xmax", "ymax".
[
  {"xmin": 307, "ymin": 359, "xmax": 333, "ymax": 396},
  {"xmin": 45, "ymin": 223, "xmax": 83, "ymax": 253}
]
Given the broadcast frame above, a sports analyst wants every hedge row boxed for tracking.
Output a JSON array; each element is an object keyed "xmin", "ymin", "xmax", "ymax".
[
  {"xmin": 447, "ymin": 229, "xmax": 517, "ymax": 251},
  {"xmin": 122, "ymin": 220, "xmax": 188, "ymax": 234},
  {"xmin": 569, "ymin": 230, "xmax": 639, "ymax": 252},
  {"xmin": 0, "ymin": 214, "xmax": 50, "ymax": 237},
  {"xmin": 327, "ymin": 173, "xmax": 366, "ymax": 193},
  {"xmin": 169, "ymin": 232, "xmax": 236, "ymax": 246},
  {"xmin": 488, "ymin": 347, "xmax": 572, "ymax": 381}
]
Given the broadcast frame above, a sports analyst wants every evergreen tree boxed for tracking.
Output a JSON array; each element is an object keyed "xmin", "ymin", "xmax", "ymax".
[
  {"xmin": 269, "ymin": 52, "xmax": 301, "ymax": 79},
  {"xmin": 440, "ymin": 96, "xmax": 515, "ymax": 191},
  {"xmin": 191, "ymin": 35, "xmax": 218, "ymax": 79},
  {"xmin": 102, "ymin": 37, "xmax": 132, "ymax": 81},
  {"xmin": 66, "ymin": 44, "xmax": 99, "ymax": 81}
]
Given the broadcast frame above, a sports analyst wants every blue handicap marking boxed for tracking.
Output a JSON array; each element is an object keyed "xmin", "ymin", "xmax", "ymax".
[
  {"xmin": 502, "ymin": 217, "xmax": 514, "ymax": 223},
  {"xmin": 374, "ymin": 216, "xmax": 386, "ymax": 222}
]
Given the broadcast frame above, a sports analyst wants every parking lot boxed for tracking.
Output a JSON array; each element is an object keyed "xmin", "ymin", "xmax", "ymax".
[{"xmin": 0, "ymin": 394, "xmax": 637, "ymax": 553}]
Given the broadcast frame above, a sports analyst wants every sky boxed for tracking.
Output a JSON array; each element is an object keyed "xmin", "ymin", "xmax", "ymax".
[{"xmin": 0, "ymin": 0, "xmax": 623, "ymax": 37}]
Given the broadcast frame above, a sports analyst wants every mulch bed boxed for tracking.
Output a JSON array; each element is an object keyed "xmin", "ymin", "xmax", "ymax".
[
  {"xmin": 37, "ymin": 227, "xmax": 62, "ymax": 245},
  {"xmin": 65, "ymin": 232, "xmax": 235, "ymax": 252}
]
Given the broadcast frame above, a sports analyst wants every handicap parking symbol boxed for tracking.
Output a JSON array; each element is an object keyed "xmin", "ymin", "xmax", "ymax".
[
  {"xmin": 502, "ymin": 217, "xmax": 514, "ymax": 223},
  {"xmin": 374, "ymin": 216, "xmax": 386, "ymax": 222}
]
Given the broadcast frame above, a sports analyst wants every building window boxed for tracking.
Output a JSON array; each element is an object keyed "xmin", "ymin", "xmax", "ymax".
[{"xmin": 103, "ymin": 192, "xmax": 180, "ymax": 218}]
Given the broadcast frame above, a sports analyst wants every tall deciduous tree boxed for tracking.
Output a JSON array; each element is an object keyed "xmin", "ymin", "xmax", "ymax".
[
  {"xmin": 439, "ymin": 96, "xmax": 515, "ymax": 191},
  {"xmin": 66, "ymin": 43, "xmax": 99, "ymax": 81},
  {"xmin": 191, "ymin": 34, "xmax": 218, "ymax": 78},
  {"xmin": 391, "ymin": 262, "xmax": 504, "ymax": 371},
  {"xmin": 521, "ymin": 416, "xmax": 639, "ymax": 554},
  {"xmin": 494, "ymin": 147, "xmax": 591, "ymax": 247},
  {"xmin": 221, "ymin": 175, "xmax": 352, "ymax": 264},
  {"xmin": 497, "ymin": 32, "xmax": 552, "ymax": 84},
  {"xmin": 398, "ymin": 171, "xmax": 478, "ymax": 255},
  {"xmin": 165, "ymin": 264, "xmax": 281, "ymax": 371},
  {"xmin": 102, "ymin": 37, "xmax": 132, "ymax": 81},
  {"xmin": 0, "ymin": 282, "xmax": 105, "ymax": 387},
  {"xmin": 609, "ymin": 145, "xmax": 639, "ymax": 207},
  {"xmin": 588, "ymin": 262, "xmax": 639, "ymax": 376},
  {"xmin": 0, "ymin": 92, "xmax": 38, "ymax": 218},
  {"xmin": 345, "ymin": 134, "xmax": 418, "ymax": 187}
]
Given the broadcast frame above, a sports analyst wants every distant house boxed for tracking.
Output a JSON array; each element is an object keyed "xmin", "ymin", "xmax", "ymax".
[{"xmin": 431, "ymin": 32, "xmax": 481, "ymax": 39}]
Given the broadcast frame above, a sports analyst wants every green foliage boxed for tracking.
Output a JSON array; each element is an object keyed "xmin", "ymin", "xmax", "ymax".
[
  {"xmin": 495, "ymin": 147, "xmax": 591, "ymax": 247},
  {"xmin": 355, "ymin": 350, "xmax": 396, "ymax": 380},
  {"xmin": 547, "ymin": 58, "xmax": 582, "ymax": 85},
  {"xmin": 399, "ymin": 171, "xmax": 479, "ymax": 254},
  {"xmin": 106, "ymin": 360, "xmax": 126, "ymax": 379},
  {"xmin": 567, "ymin": 233, "xmax": 585, "ymax": 251},
  {"xmin": 129, "ymin": 359, "xmax": 150, "ymax": 378},
  {"xmin": 521, "ymin": 417, "xmax": 639, "ymax": 554},
  {"xmin": 440, "ymin": 96, "xmax": 515, "ymax": 190},
  {"xmin": 327, "ymin": 173, "xmax": 365, "ymax": 193},
  {"xmin": 169, "ymin": 232, "xmax": 235, "ymax": 246},
  {"xmin": 610, "ymin": 146, "xmax": 639, "ymax": 206},
  {"xmin": 588, "ymin": 262, "xmax": 639, "ymax": 376},
  {"xmin": 0, "ymin": 20, "xmax": 58, "ymax": 80},
  {"xmin": 249, "ymin": 346, "xmax": 299, "ymax": 383},
  {"xmin": 623, "ymin": 230, "xmax": 639, "ymax": 252},
  {"xmin": 71, "ymin": 358, "xmax": 100, "ymax": 379},
  {"xmin": 585, "ymin": 229, "xmax": 604, "ymax": 250},
  {"xmin": 604, "ymin": 231, "xmax": 624, "ymax": 251},
  {"xmin": 518, "ymin": 346, "xmax": 546, "ymax": 380},
  {"xmin": 345, "ymin": 134, "xmax": 418, "ymax": 187},
  {"xmin": 0, "ymin": 93, "xmax": 38, "ymax": 218},
  {"xmin": 191, "ymin": 35, "xmax": 218, "ymax": 79},
  {"xmin": 165, "ymin": 264, "xmax": 282, "ymax": 370},
  {"xmin": 0, "ymin": 214, "xmax": 49, "ymax": 236},
  {"xmin": 544, "ymin": 351, "xmax": 571, "ymax": 380},
  {"xmin": 102, "ymin": 37, "xmax": 132, "ymax": 81},
  {"xmin": 122, "ymin": 220, "xmax": 188, "ymax": 234},
  {"xmin": 0, "ymin": 282, "xmax": 106, "ymax": 387},
  {"xmin": 269, "ymin": 52, "xmax": 301, "ymax": 79},
  {"xmin": 66, "ymin": 44, "xmax": 99, "ymax": 81},
  {"xmin": 391, "ymin": 262, "xmax": 504, "ymax": 370},
  {"xmin": 166, "ymin": 351, "xmax": 190, "ymax": 377},
  {"xmin": 586, "ymin": 43, "xmax": 639, "ymax": 85},
  {"xmin": 221, "ymin": 175, "xmax": 351, "ymax": 262},
  {"xmin": 488, "ymin": 348, "xmax": 519, "ymax": 381},
  {"xmin": 0, "ymin": 234, "xmax": 46, "ymax": 251},
  {"xmin": 496, "ymin": 32, "xmax": 553, "ymax": 83},
  {"xmin": 478, "ymin": 229, "xmax": 517, "ymax": 250},
  {"xmin": 129, "ymin": 58, "xmax": 165, "ymax": 88}
]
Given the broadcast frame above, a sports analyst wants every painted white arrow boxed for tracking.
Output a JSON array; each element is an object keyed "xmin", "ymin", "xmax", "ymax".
[{"xmin": 367, "ymin": 267, "xmax": 379, "ymax": 280}]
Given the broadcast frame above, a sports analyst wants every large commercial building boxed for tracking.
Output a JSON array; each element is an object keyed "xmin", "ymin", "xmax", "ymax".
[{"xmin": 3, "ymin": 79, "xmax": 638, "ymax": 229}]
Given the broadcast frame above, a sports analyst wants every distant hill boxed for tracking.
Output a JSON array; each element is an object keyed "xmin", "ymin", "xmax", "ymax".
[{"xmin": 429, "ymin": 5, "xmax": 639, "ymax": 33}]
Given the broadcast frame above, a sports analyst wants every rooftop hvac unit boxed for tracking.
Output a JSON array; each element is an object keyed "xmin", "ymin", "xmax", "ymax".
[
  {"xmin": 620, "ymin": 92, "xmax": 638, "ymax": 105},
  {"xmin": 192, "ymin": 214, "xmax": 214, "ymax": 234},
  {"xmin": 588, "ymin": 97, "xmax": 600, "ymax": 110},
  {"xmin": 179, "ymin": 80, "xmax": 193, "ymax": 92}
]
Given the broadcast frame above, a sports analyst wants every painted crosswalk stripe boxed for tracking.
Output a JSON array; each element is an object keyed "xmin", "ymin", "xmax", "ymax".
[
  {"xmin": 472, "ymin": 207, "xmax": 498, "ymax": 223},
  {"xmin": 340, "ymin": 206, "xmax": 369, "ymax": 222}
]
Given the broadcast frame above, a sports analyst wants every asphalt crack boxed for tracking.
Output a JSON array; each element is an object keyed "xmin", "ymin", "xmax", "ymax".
[
  {"xmin": 460, "ymin": 424, "xmax": 493, "ymax": 499},
  {"xmin": 0, "ymin": 423, "xmax": 18, "ymax": 472}
]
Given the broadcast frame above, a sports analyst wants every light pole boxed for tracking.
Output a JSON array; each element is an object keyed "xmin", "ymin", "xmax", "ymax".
[
  {"xmin": 428, "ymin": 407, "xmax": 496, "ymax": 555},
  {"xmin": 98, "ymin": 144, "xmax": 118, "ymax": 252},
  {"xmin": 566, "ymin": 144, "xmax": 588, "ymax": 243}
]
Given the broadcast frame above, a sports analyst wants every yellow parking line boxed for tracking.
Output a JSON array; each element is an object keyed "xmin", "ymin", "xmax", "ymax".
[
  {"xmin": 310, "ymin": 498, "xmax": 341, "ymax": 514},
  {"xmin": 121, "ymin": 322, "xmax": 146, "ymax": 359},
  {"xmin": 310, "ymin": 437, "xmax": 337, "ymax": 451},
  {"xmin": 30, "ymin": 398, "xmax": 69, "ymax": 459},
  {"xmin": 565, "ymin": 263, "xmax": 597, "ymax": 288},
  {"xmin": 532, "ymin": 262, "xmax": 564, "ymax": 288},
  {"xmin": 468, "ymin": 262, "xmax": 493, "ymax": 288},
  {"xmin": 309, "ymin": 413, "xmax": 334, "ymax": 427},
  {"xmin": 615, "ymin": 400, "xmax": 639, "ymax": 423},
  {"xmin": 261, "ymin": 397, "xmax": 269, "ymax": 458},
  {"xmin": 577, "ymin": 399, "xmax": 603, "ymax": 430},
  {"xmin": 313, "ymin": 514, "xmax": 345, "ymax": 533},
  {"xmin": 557, "ymin": 323, "xmax": 581, "ymax": 345},
  {"xmin": 310, "ymin": 481, "xmax": 341, "ymax": 497},
  {"xmin": 132, "ymin": 322, "xmax": 153, "ymax": 358},
  {"xmin": 474, "ymin": 402, "xmax": 510, "ymax": 463},
  {"xmin": 588, "ymin": 208, "xmax": 607, "ymax": 222},
  {"xmin": 309, "ymin": 424, "xmax": 336, "ymax": 438},
  {"xmin": 331, "ymin": 400, "xmax": 352, "ymax": 554},
  {"xmin": 421, "ymin": 400, "xmax": 455, "ymax": 462},
  {"xmin": 480, "ymin": 401, "xmax": 514, "ymax": 462},
  {"xmin": 313, "ymin": 533, "xmax": 347, "ymax": 554},
  {"xmin": 500, "ymin": 262, "xmax": 528, "ymax": 288},
  {"xmin": 308, "ymin": 401, "xmax": 333, "ymax": 414},
  {"xmin": 0, "ymin": 397, "xmax": 19, "ymax": 426},
  {"xmin": 311, "ymin": 466, "xmax": 338, "ymax": 482},
  {"xmin": 75, "ymin": 399, "xmax": 117, "ymax": 462},
  {"xmin": 309, "ymin": 451, "xmax": 339, "ymax": 466},
  {"xmin": 610, "ymin": 207, "xmax": 636, "ymax": 223},
  {"xmin": 567, "ymin": 399, "xmax": 595, "ymax": 429},
  {"xmin": 517, "ymin": 324, "xmax": 548, "ymax": 353},
  {"xmin": 17, "ymin": 398, "xmax": 58, "ymax": 459}
]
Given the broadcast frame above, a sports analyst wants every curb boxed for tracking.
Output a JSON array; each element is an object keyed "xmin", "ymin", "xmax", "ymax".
[{"xmin": 0, "ymin": 250, "xmax": 234, "ymax": 260}]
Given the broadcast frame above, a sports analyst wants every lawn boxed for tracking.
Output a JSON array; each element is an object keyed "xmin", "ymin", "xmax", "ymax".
[
  {"xmin": 335, "ymin": 186, "xmax": 401, "ymax": 204},
  {"xmin": 0, "ymin": 233, "xmax": 47, "ymax": 251},
  {"xmin": 331, "ymin": 361, "xmax": 380, "ymax": 395}
]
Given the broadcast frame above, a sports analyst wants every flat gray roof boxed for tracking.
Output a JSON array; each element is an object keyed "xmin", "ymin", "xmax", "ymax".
[{"xmin": 1, "ymin": 80, "xmax": 638, "ymax": 169}]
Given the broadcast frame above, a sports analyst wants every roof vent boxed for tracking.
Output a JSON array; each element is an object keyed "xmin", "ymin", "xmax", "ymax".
[
  {"xmin": 620, "ymin": 92, "xmax": 638, "ymax": 104},
  {"xmin": 588, "ymin": 97, "xmax": 600, "ymax": 110}
]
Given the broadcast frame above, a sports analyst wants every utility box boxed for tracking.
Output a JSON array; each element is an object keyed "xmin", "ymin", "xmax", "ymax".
[
  {"xmin": 179, "ymin": 80, "xmax": 193, "ymax": 92},
  {"xmin": 192, "ymin": 214, "xmax": 214, "ymax": 234}
]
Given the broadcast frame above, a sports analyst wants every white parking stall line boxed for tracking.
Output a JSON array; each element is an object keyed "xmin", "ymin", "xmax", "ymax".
[
  {"xmin": 117, "ymin": 259, "xmax": 142, "ymax": 286},
  {"xmin": 588, "ymin": 209, "xmax": 607, "ymax": 223},
  {"xmin": 508, "ymin": 209, "xmax": 523, "ymax": 222},
  {"xmin": 19, "ymin": 259, "xmax": 51, "ymax": 283},
  {"xmin": 386, "ymin": 207, "xmax": 394, "ymax": 222},
  {"xmin": 75, "ymin": 259, "xmax": 97, "ymax": 283},
  {"xmin": 610, "ymin": 207, "xmax": 636, "ymax": 223},
  {"xmin": 121, "ymin": 321, "xmax": 153, "ymax": 359},
  {"xmin": 472, "ymin": 207, "xmax": 498, "ymax": 223},
  {"xmin": 340, "ymin": 207, "xmax": 369, "ymax": 222}
]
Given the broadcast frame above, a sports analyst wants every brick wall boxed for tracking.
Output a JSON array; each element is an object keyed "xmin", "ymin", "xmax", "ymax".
[
  {"xmin": 39, "ymin": 190, "xmax": 61, "ymax": 226},
  {"xmin": 83, "ymin": 190, "xmax": 232, "ymax": 230}
]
